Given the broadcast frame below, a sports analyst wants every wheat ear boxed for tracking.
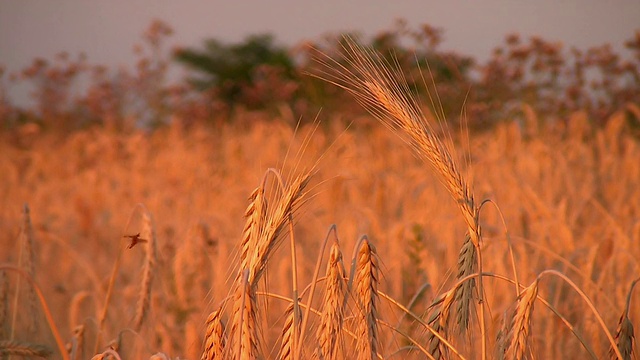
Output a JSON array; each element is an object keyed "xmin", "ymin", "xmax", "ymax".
[
  {"xmin": 454, "ymin": 233, "xmax": 477, "ymax": 332},
  {"xmin": 230, "ymin": 270, "xmax": 258, "ymax": 360},
  {"xmin": 69, "ymin": 325, "xmax": 85, "ymax": 360},
  {"xmin": 0, "ymin": 340, "xmax": 52, "ymax": 358},
  {"xmin": 201, "ymin": 308, "xmax": 225, "ymax": 360},
  {"xmin": 11, "ymin": 204, "xmax": 39, "ymax": 337},
  {"xmin": 426, "ymin": 289, "xmax": 455, "ymax": 360},
  {"xmin": 133, "ymin": 209, "xmax": 157, "ymax": 332},
  {"xmin": 248, "ymin": 171, "xmax": 311, "ymax": 287},
  {"xmin": 354, "ymin": 236, "xmax": 380, "ymax": 360},
  {"xmin": 0, "ymin": 270, "xmax": 8, "ymax": 340},
  {"xmin": 279, "ymin": 299, "xmax": 303, "ymax": 360},
  {"xmin": 610, "ymin": 278, "xmax": 639, "ymax": 360},
  {"xmin": 317, "ymin": 239, "xmax": 347, "ymax": 360},
  {"xmin": 240, "ymin": 186, "xmax": 267, "ymax": 276},
  {"xmin": 504, "ymin": 278, "xmax": 539, "ymax": 360}
]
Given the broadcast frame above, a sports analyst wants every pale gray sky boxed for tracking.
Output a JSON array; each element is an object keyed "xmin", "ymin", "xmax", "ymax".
[{"xmin": 1, "ymin": 0, "xmax": 639, "ymax": 103}]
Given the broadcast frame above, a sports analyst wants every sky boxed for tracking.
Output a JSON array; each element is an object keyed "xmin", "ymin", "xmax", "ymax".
[{"xmin": 1, "ymin": 1, "xmax": 639, "ymax": 104}]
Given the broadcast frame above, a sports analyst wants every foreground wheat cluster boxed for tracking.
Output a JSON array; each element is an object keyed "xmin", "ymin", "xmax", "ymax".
[{"xmin": 1, "ymin": 39, "xmax": 639, "ymax": 360}]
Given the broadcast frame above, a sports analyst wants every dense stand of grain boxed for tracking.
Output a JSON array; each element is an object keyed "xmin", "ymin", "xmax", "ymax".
[{"xmin": 0, "ymin": 42, "xmax": 639, "ymax": 359}]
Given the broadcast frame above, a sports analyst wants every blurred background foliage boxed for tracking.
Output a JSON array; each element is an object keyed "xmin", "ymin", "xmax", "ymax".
[{"xmin": 1, "ymin": 19, "xmax": 639, "ymax": 134}]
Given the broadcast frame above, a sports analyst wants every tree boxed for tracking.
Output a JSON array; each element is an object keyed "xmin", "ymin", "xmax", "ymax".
[{"xmin": 175, "ymin": 34, "xmax": 297, "ymax": 109}]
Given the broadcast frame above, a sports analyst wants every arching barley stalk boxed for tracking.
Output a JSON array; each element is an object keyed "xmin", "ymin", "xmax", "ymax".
[{"xmin": 314, "ymin": 36, "xmax": 486, "ymax": 357}]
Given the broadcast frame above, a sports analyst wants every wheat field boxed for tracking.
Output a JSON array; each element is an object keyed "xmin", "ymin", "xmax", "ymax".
[{"xmin": 1, "ymin": 41, "xmax": 639, "ymax": 360}]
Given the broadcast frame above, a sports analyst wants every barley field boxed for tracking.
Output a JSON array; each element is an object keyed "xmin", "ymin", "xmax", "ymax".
[{"xmin": 1, "ymin": 36, "xmax": 639, "ymax": 360}]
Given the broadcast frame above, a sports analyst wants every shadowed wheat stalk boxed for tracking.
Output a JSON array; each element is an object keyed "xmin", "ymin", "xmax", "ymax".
[
  {"xmin": 610, "ymin": 278, "xmax": 638, "ymax": 360},
  {"xmin": 0, "ymin": 269, "xmax": 7, "ymax": 340},
  {"xmin": 12, "ymin": 204, "xmax": 39, "ymax": 338}
]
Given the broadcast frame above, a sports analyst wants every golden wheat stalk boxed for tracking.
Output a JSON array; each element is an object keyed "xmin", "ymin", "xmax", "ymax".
[
  {"xmin": 317, "ymin": 239, "xmax": 347, "ymax": 360},
  {"xmin": 201, "ymin": 308, "xmax": 225, "ymax": 360},
  {"xmin": 354, "ymin": 236, "xmax": 380, "ymax": 360},
  {"xmin": 133, "ymin": 210, "xmax": 157, "ymax": 332}
]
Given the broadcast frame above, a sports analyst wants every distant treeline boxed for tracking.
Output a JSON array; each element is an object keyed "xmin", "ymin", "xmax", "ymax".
[{"xmin": 1, "ymin": 20, "xmax": 639, "ymax": 132}]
